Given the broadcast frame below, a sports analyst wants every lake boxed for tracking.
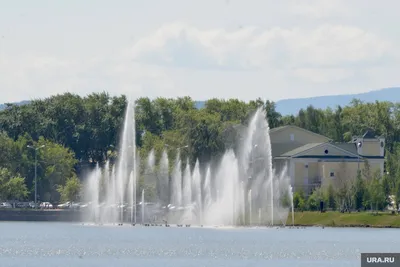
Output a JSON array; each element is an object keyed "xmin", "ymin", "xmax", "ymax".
[{"xmin": 0, "ymin": 222, "xmax": 398, "ymax": 267}]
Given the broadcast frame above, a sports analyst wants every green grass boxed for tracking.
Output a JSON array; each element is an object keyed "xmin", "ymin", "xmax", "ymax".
[{"xmin": 286, "ymin": 211, "xmax": 400, "ymax": 228}]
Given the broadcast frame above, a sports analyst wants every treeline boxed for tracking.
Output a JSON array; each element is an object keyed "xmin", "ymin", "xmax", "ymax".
[{"xmin": 1, "ymin": 92, "xmax": 400, "ymax": 206}]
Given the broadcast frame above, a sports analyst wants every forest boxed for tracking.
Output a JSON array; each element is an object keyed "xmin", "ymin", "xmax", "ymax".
[{"xmin": 1, "ymin": 92, "xmax": 400, "ymax": 211}]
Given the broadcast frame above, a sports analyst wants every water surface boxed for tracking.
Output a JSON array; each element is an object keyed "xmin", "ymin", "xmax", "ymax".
[{"xmin": 0, "ymin": 222, "xmax": 398, "ymax": 267}]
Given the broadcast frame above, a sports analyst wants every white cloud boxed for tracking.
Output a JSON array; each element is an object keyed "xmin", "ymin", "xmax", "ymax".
[
  {"xmin": 293, "ymin": 68, "xmax": 354, "ymax": 83},
  {"xmin": 129, "ymin": 22, "xmax": 394, "ymax": 74},
  {"xmin": 1, "ymin": 0, "xmax": 399, "ymax": 103},
  {"xmin": 0, "ymin": 54, "xmax": 175, "ymax": 102}
]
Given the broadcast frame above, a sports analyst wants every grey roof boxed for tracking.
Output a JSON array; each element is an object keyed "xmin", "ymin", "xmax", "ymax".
[
  {"xmin": 269, "ymin": 125, "xmax": 287, "ymax": 133},
  {"xmin": 269, "ymin": 125, "xmax": 331, "ymax": 140},
  {"xmin": 280, "ymin": 143, "xmax": 323, "ymax": 157},
  {"xmin": 332, "ymin": 142, "xmax": 358, "ymax": 155},
  {"xmin": 271, "ymin": 142, "xmax": 305, "ymax": 158},
  {"xmin": 277, "ymin": 142, "xmax": 361, "ymax": 158}
]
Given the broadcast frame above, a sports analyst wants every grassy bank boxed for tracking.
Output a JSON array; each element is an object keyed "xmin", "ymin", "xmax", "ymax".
[{"xmin": 287, "ymin": 211, "xmax": 400, "ymax": 228}]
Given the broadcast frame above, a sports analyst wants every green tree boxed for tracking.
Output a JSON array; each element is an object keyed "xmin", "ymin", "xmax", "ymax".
[
  {"xmin": 264, "ymin": 100, "xmax": 282, "ymax": 128},
  {"xmin": 366, "ymin": 171, "xmax": 387, "ymax": 211},
  {"xmin": 395, "ymin": 179, "xmax": 400, "ymax": 210},
  {"xmin": 307, "ymin": 187, "xmax": 324, "ymax": 211},
  {"xmin": 57, "ymin": 175, "xmax": 82, "ymax": 202},
  {"xmin": 32, "ymin": 137, "xmax": 78, "ymax": 202},
  {"xmin": 353, "ymin": 170, "xmax": 366, "ymax": 210},
  {"xmin": 293, "ymin": 190, "xmax": 306, "ymax": 211},
  {"xmin": 0, "ymin": 168, "xmax": 29, "ymax": 201},
  {"xmin": 324, "ymin": 183, "xmax": 336, "ymax": 210}
]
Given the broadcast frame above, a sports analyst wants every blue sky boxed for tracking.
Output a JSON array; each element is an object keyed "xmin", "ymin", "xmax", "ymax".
[{"xmin": 0, "ymin": 0, "xmax": 399, "ymax": 103}]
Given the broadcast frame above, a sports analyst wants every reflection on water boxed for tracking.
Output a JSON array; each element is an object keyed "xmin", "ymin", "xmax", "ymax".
[{"xmin": 0, "ymin": 222, "xmax": 398, "ymax": 267}]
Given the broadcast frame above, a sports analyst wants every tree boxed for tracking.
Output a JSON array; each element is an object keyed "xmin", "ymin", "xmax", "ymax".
[
  {"xmin": 366, "ymin": 171, "xmax": 387, "ymax": 212},
  {"xmin": 293, "ymin": 190, "xmax": 306, "ymax": 211},
  {"xmin": 57, "ymin": 175, "xmax": 82, "ymax": 202},
  {"xmin": 0, "ymin": 132, "xmax": 15, "ymax": 169},
  {"xmin": 307, "ymin": 188, "xmax": 324, "ymax": 211},
  {"xmin": 335, "ymin": 161, "xmax": 353, "ymax": 211},
  {"xmin": 362, "ymin": 159, "xmax": 372, "ymax": 180},
  {"xmin": 395, "ymin": 179, "xmax": 400, "ymax": 210},
  {"xmin": 31, "ymin": 137, "xmax": 78, "ymax": 202},
  {"xmin": 264, "ymin": 100, "xmax": 282, "ymax": 128},
  {"xmin": 353, "ymin": 170, "xmax": 366, "ymax": 210},
  {"xmin": 323, "ymin": 183, "xmax": 336, "ymax": 210},
  {"xmin": 0, "ymin": 168, "xmax": 29, "ymax": 201},
  {"xmin": 3, "ymin": 92, "xmax": 400, "ymax": 207}
]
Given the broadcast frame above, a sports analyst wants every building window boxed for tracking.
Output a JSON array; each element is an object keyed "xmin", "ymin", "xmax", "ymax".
[
  {"xmin": 330, "ymin": 172, "xmax": 335, "ymax": 177},
  {"xmin": 290, "ymin": 134, "xmax": 294, "ymax": 141},
  {"xmin": 324, "ymin": 149, "xmax": 329, "ymax": 154}
]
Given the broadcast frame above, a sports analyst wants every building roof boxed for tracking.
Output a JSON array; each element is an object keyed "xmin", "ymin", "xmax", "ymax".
[
  {"xmin": 276, "ymin": 142, "xmax": 363, "ymax": 159},
  {"xmin": 271, "ymin": 142, "xmax": 304, "ymax": 158},
  {"xmin": 331, "ymin": 142, "xmax": 358, "ymax": 155},
  {"xmin": 269, "ymin": 125, "xmax": 287, "ymax": 133},
  {"xmin": 269, "ymin": 125, "xmax": 331, "ymax": 141},
  {"xmin": 280, "ymin": 143, "xmax": 323, "ymax": 157}
]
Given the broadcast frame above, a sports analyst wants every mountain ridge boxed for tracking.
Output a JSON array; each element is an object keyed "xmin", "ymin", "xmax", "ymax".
[
  {"xmin": 1, "ymin": 87, "xmax": 399, "ymax": 115},
  {"xmin": 274, "ymin": 87, "xmax": 400, "ymax": 115},
  {"xmin": 194, "ymin": 87, "xmax": 400, "ymax": 115}
]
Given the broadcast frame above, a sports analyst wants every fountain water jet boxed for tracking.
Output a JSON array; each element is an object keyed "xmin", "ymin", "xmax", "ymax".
[
  {"xmin": 158, "ymin": 150, "xmax": 169, "ymax": 206},
  {"xmin": 289, "ymin": 185, "xmax": 294, "ymax": 226},
  {"xmin": 141, "ymin": 189, "xmax": 145, "ymax": 224},
  {"xmin": 82, "ymin": 106, "xmax": 292, "ymax": 227},
  {"xmin": 171, "ymin": 153, "xmax": 182, "ymax": 208},
  {"xmin": 83, "ymin": 98, "xmax": 137, "ymax": 224}
]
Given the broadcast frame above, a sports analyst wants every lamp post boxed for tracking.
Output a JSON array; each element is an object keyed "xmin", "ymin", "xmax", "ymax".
[
  {"xmin": 357, "ymin": 141, "xmax": 362, "ymax": 172},
  {"xmin": 27, "ymin": 145, "xmax": 45, "ymax": 208}
]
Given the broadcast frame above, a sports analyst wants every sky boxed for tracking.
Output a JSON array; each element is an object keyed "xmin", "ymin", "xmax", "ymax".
[{"xmin": 0, "ymin": 0, "xmax": 399, "ymax": 103}]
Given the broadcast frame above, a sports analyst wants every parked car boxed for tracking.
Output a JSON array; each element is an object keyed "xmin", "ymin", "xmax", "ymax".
[
  {"xmin": 16, "ymin": 202, "xmax": 30, "ymax": 208},
  {"xmin": 29, "ymin": 202, "xmax": 39, "ymax": 209},
  {"xmin": 70, "ymin": 202, "xmax": 81, "ymax": 210},
  {"xmin": 0, "ymin": 202, "xmax": 12, "ymax": 209},
  {"xmin": 40, "ymin": 202, "xmax": 53, "ymax": 209},
  {"xmin": 57, "ymin": 202, "xmax": 71, "ymax": 209},
  {"xmin": 79, "ymin": 202, "xmax": 91, "ymax": 209}
]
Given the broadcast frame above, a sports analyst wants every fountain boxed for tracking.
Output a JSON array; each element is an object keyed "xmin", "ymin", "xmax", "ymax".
[
  {"xmin": 82, "ymin": 104, "xmax": 292, "ymax": 227},
  {"xmin": 248, "ymin": 189, "xmax": 252, "ymax": 225},
  {"xmin": 83, "ymin": 98, "xmax": 137, "ymax": 224},
  {"xmin": 141, "ymin": 189, "xmax": 145, "ymax": 224},
  {"xmin": 289, "ymin": 185, "xmax": 294, "ymax": 226}
]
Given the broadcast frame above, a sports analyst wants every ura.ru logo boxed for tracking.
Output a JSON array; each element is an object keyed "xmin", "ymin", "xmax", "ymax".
[{"xmin": 367, "ymin": 257, "xmax": 395, "ymax": 263}]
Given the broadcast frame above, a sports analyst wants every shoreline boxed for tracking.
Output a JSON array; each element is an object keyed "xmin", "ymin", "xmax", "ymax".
[
  {"xmin": 288, "ymin": 211, "xmax": 400, "ymax": 229},
  {"xmin": 1, "ymin": 210, "xmax": 400, "ymax": 229}
]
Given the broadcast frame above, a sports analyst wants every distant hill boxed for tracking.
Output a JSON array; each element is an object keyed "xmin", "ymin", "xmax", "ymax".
[
  {"xmin": 0, "ymin": 100, "xmax": 31, "ymax": 110},
  {"xmin": 275, "ymin": 87, "xmax": 400, "ymax": 115},
  {"xmin": 194, "ymin": 101, "xmax": 205, "ymax": 109},
  {"xmin": 1, "ymin": 88, "xmax": 399, "ymax": 115},
  {"xmin": 195, "ymin": 88, "xmax": 400, "ymax": 115}
]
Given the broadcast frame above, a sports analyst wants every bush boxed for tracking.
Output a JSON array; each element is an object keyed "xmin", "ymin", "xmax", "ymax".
[{"xmin": 293, "ymin": 190, "xmax": 306, "ymax": 211}]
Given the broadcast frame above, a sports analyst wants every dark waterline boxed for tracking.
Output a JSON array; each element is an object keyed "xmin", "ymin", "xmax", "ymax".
[{"xmin": 0, "ymin": 222, "xmax": 398, "ymax": 267}]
